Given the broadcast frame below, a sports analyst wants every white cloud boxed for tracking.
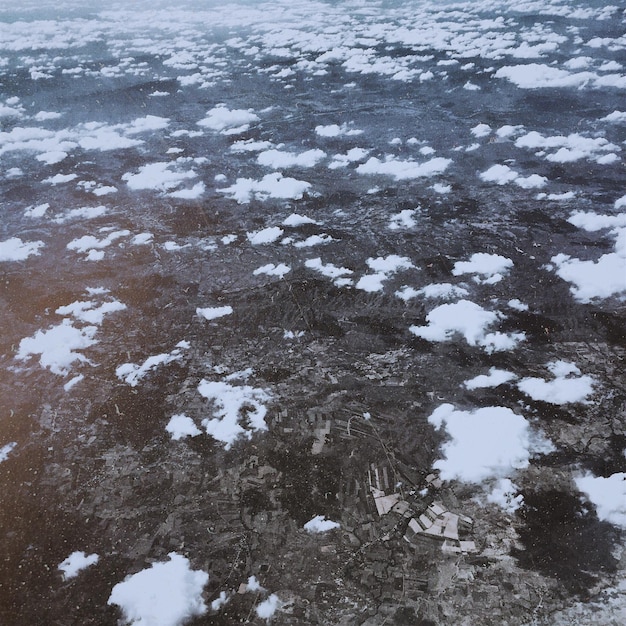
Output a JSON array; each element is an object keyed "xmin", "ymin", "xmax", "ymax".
[
  {"xmin": 575, "ymin": 473, "xmax": 626, "ymax": 528},
  {"xmin": 16, "ymin": 320, "xmax": 98, "ymax": 376},
  {"xmin": 196, "ymin": 306, "xmax": 233, "ymax": 321},
  {"xmin": 480, "ymin": 164, "xmax": 547, "ymax": 189},
  {"xmin": 428, "ymin": 403, "xmax": 552, "ymax": 483},
  {"xmin": 197, "ymin": 105, "xmax": 259, "ymax": 134},
  {"xmin": 247, "ymin": 227, "xmax": 284, "ymax": 245},
  {"xmin": 357, "ymin": 156, "xmax": 451, "ymax": 180},
  {"xmin": 471, "ymin": 123, "xmax": 491, "ymax": 138},
  {"xmin": 116, "ymin": 343, "xmax": 188, "ymax": 387},
  {"xmin": 108, "ymin": 553, "xmax": 209, "ymax": 626},
  {"xmin": 122, "ymin": 162, "xmax": 197, "ymax": 193},
  {"xmin": 218, "ymin": 173, "xmax": 311, "ymax": 204},
  {"xmin": 495, "ymin": 64, "xmax": 597, "ymax": 89},
  {"xmin": 396, "ymin": 283, "xmax": 469, "ymax": 301},
  {"xmin": 328, "ymin": 147, "xmax": 369, "ymax": 169},
  {"xmin": 356, "ymin": 255, "xmax": 413, "ymax": 292},
  {"xmin": 602, "ymin": 110, "xmax": 626, "ymax": 123},
  {"xmin": 257, "ymin": 148, "xmax": 325, "ymax": 168},
  {"xmin": 253, "ymin": 263, "xmax": 291, "ymax": 278},
  {"xmin": 256, "ymin": 594, "xmax": 281, "ymax": 620},
  {"xmin": 282, "ymin": 213, "xmax": 319, "ymax": 227},
  {"xmin": 479, "ymin": 164, "xmax": 518, "ymax": 185},
  {"xmin": 518, "ymin": 360, "xmax": 595, "ymax": 404},
  {"xmin": 452, "ymin": 252, "xmax": 513, "ymax": 284},
  {"xmin": 0, "ymin": 442, "xmax": 17, "ymax": 463},
  {"xmin": 58, "ymin": 551, "xmax": 99, "ymax": 580},
  {"xmin": 486, "ymin": 478, "xmax": 523, "ymax": 514},
  {"xmin": 199, "ymin": 378, "xmax": 270, "ymax": 448},
  {"xmin": 53, "ymin": 205, "xmax": 107, "ymax": 223},
  {"xmin": 315, "ymin": 123, "xmax": 362, "ymax": 137},
  {"xmin": 515, "ymin": 131, "xmax": 620, "ymax": 164},
  {"xmin": 304, "ymin": 515, "xmax": 340, "ymax": 533},
  {"xmin": 410, "ymin": 300, "xmax": 524, "ymax": 352},
  {"xmin": 168, "ymin": 182, "xmax": 206, "ymax": 199},
  {"xmin": 0, "ymin": 237, "xmax": 44, "ymax": 262},
  {"xmin": 210, "ymin": 591, "xmax": 229, "ymax": 611},
  {"xmin": 293, "ymin": 234, "xmax": 334, "ymax": 248},
  {"xmin": 551, "ymin": 248, "xmax": 626, "ymax": 303},
  {"xmin": 166, "ymin": 414, "xmax": 202, "ymax": 440},
  {"xmin": 305, "ymin": 257, "xmax": 353, "ymax": 286},
  {"xmin": 464, "ymin": 368, "xmax": 517, "ymax": 390},
  {"xmin": 388, "ymin": 209, "xmax": 417, "ymax": 230}
]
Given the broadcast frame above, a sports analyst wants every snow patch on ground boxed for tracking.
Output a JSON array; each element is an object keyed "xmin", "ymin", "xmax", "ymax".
[
  {"xmin": 67, "ymin": 229, "xmax": 131, "ymax": 260},
  {"xmin": 15, "ymin": 289, "xmax": 126, "ymax": 376},
  {"xmin": 16, "ymin": 320, "xmax": 98, "ymax": 376},
  {"xmin": 56, "ymin": 297, "xmax": 126, "ymax": 325}
]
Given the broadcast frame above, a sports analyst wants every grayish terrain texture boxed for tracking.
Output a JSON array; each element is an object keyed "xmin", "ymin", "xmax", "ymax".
[{"xmin": 0, "ymin": 0, "xmax": 625, "ymax": 624}]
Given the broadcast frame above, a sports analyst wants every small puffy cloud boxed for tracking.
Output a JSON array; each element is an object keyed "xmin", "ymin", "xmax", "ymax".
[
  {"xmin": 196, "ymin": 306, "xmax": 233, "ymax": 321},
  {"xmin": 452, "ymin": 253, "xmax": 513, "ymax": 284},
  {"xmin": 58, "ymin": 551, "xmax": 99, "ymax": 580},
  {"xmin": 517, "ymin": 360, "xmax": 595, "ymax": 404},
  {"xmin": 166, "ymin": 414, "xmax": 201, "ymax": 440},
  {"xmin": 464, "ymin": 368, "xmax": 517, "ymax": 390},
  {"xmin": 304, "ymin": 515, "xmax": 340, "ymax": 533},
  {"xmin": 256, "ymin": 594, "xmax": 281, "ymax": 620},
  {"xmin": 428, "ymin": 403, "xmax": 553, "ymax": 483},
  {"xmin": 575, "ymin": 473, "xmax": 626, "ymax": 528},
  {"xmin": 0, "ymin": 237, "xmax": 44, "ymax": 262},
  {"xmin": 108, "ymin": 553, "xmax": 209, "ymax": 626},
  {"xmin": 410, "ymin": 300, "xmax": 525, "ymax": 352},
  {"xmin": 219, "ymin": 173, "xmax": 311, "ymax": 204},
  {"xmin": 197, "ymin": 105, "xmax": 259, "ymax": 134}
]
